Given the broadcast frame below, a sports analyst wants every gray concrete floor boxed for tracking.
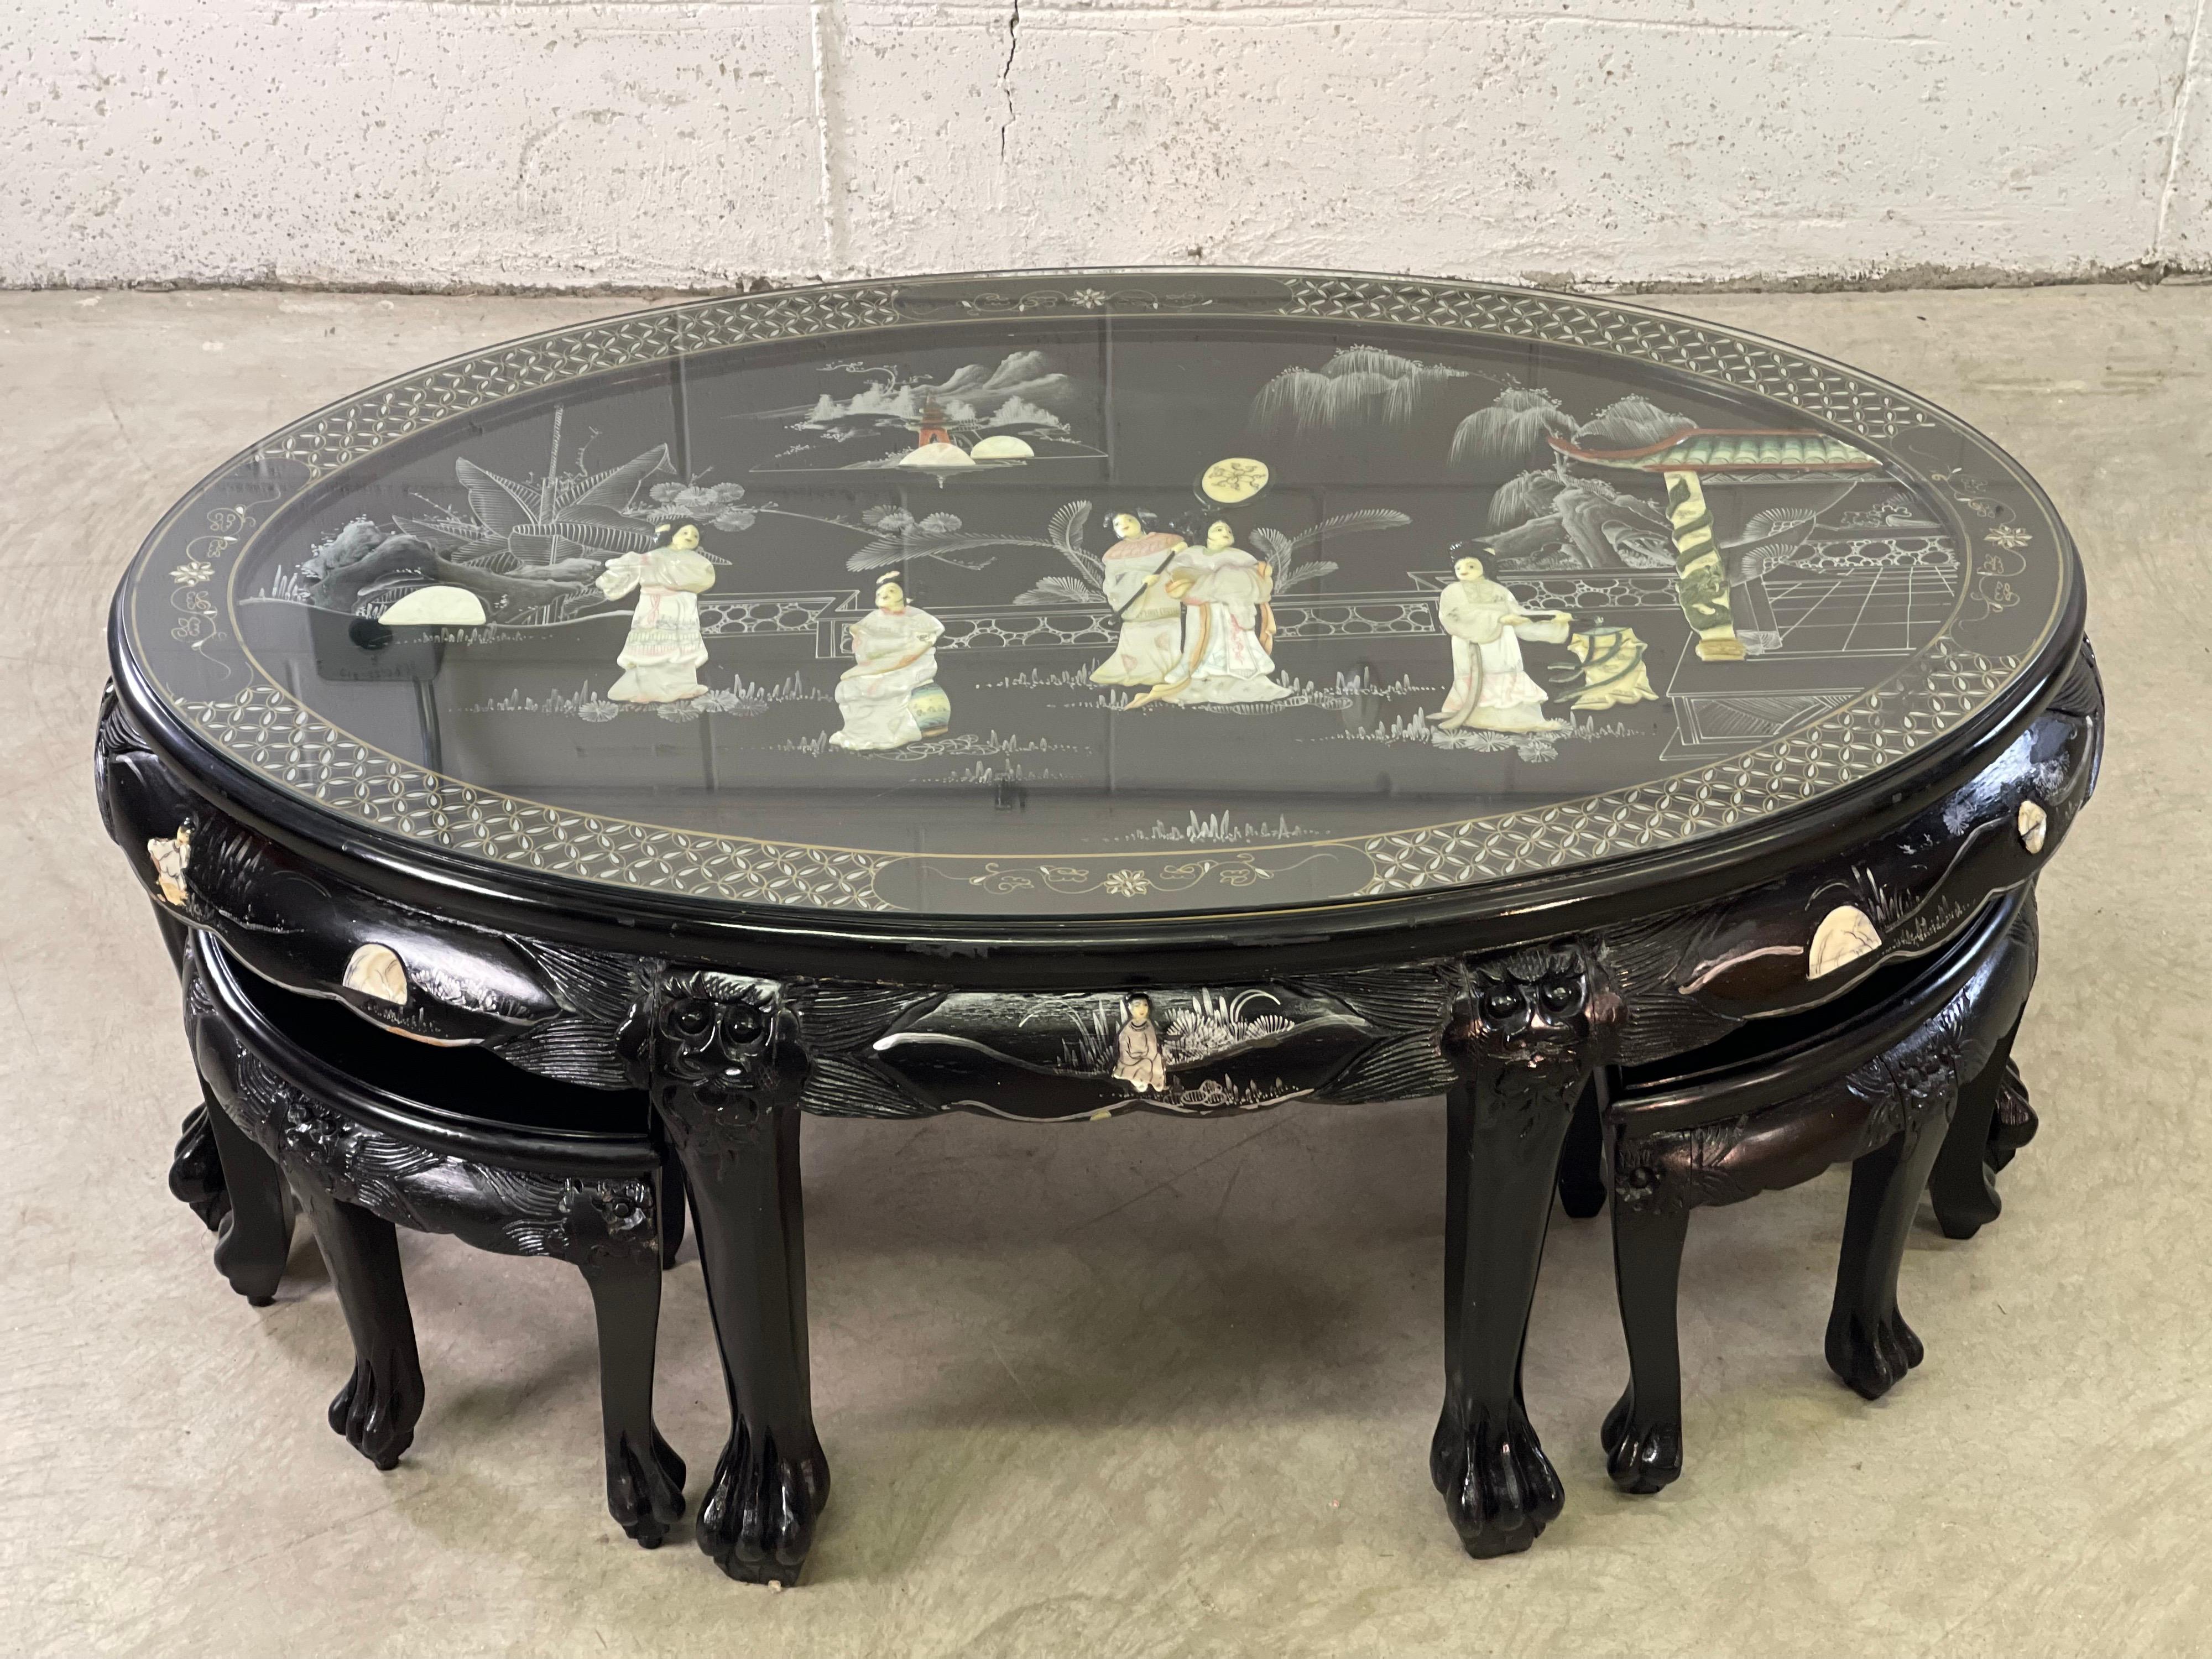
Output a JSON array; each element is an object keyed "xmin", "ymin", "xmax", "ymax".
[{"xmin": 1, "ymin": 284, "xmax": 2204, "ymax": 1656}]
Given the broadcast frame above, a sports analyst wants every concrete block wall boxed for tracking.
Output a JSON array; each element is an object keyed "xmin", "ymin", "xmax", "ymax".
[{"xmin": 7, "ymin": 0, "xmax": 2208, "ymax": 290}]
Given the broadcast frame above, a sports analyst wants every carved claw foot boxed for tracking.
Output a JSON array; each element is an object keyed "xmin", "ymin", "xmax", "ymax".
[
  {"xmin": 696, "ymin": 1422, "xmax": 830, "ymax": 1585},
  {"xmin": 608, "ymin": 1428, "xmax": 688, "ymax": 1548},
  {"xmin": 1600, "ymin": 1389, "xmax": 1682, "ymax": 1494},
  {"xmin": 1824, "ymin": 1306, "xmax": 1925, "ymax": 1401},
  {"xmin": 1429, "ymin": 1401, "xmax": 1565, "ymax": 1558},
  {"xmin": 327, "ymin": 1350, "xmax": 426, "ymax": 1470}
]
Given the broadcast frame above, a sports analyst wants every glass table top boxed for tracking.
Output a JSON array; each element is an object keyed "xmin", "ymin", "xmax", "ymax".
[{"xmin": 117, "ymin": 270, "xmax": 2075, "ymax": 918}]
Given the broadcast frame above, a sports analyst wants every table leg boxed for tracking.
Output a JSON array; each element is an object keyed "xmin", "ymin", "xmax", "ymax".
[
  {"xmin": 658, "ymin": 1147, "xmax": 688, "ymax": 1270},
  {"xmin": 294, "ymin": 1183, "xmax": 425, "ymax": 1469},
  {"xmin": 663, "ymin": 1103, "xmax": 827, "ymax": 1584},
  {"xmin": 1601, "ymin": 1196, "xmax": 1688, "ymax": 1494},
  {"xmin": 201, "ymin": 1096, "xmax": 295, "ymax": 1306},
  {"xmin": 633, "ymin": 972, "xmax": 826, "ymax": 1586},
  {"xmin": 1433, "ymin": 1078, "xmax": 1573, "ymax": 1557},
  {"xmin": 578, "ymin": 1255, "xmax": 687, "ymax": 1547},
  {"xmin": 1431, "ymin": 940, "xmax": 1620, "ymax": 1560}
]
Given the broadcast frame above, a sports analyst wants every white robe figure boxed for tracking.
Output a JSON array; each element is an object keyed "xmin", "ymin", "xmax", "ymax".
[
  {"xmin": 597, "ymin": 544, "xmax": 714, "ymax": 703},
  {"xmin": 1434, "ymin": 570, "xmax": 1570, "ymax": 732},
  {"xmin": 1090, "ymin": 528, "xmax": 1188, "ymax": 686},
  {"xmin": 831, "ymin": 598, "xmax": 945, "ymax": 750},
  {"xmin": 1142, "ymin": 537, "xmax": 1291, "ymax": 707}
]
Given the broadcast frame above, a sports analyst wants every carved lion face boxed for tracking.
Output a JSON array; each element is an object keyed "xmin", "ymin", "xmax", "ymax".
[
  {"xmin": 1442, "ymin": 944, "xmax": 1614, "ymax": 1073},
  {"xmin": 636, "ymin": 972, "xmax": 803, "ymax": 1118}
]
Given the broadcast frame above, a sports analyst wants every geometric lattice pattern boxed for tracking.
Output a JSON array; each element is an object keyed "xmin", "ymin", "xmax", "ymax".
[
  {"xmin": 180, "ymin": 639, "xmax": 2013, "ymax": 911},
  {"xmin": 178, "ymin": 686, "xmax": 893, "ymax": 910},
  {"xmin": 1356, "ymin": 638, "xmax": 2018, "ymax": 894}
]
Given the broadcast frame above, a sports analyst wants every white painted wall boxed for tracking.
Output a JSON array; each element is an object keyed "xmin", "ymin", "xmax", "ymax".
[{"xmin": 7, "ymin": 0, "xmax": 2208, "ymax": 290}]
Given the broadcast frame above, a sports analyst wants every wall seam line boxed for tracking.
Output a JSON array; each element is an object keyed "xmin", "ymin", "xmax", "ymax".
[{"xmin": 808, "ymin": 0, "xmax": 846, "ymax": 274}]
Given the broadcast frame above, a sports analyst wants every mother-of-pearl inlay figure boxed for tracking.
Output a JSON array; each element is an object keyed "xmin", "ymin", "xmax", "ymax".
[
  {"xmin": 1433, "ymin": 552, "xmax": 1571, "ymax": 733},
  {"xmin": 1090, "ymin": 513, "xmax": 1189, "ymax": 687},
  {"xmin": 1128, "ymin": 520, "xmax": 1291, "ymax": 708},
  {"xmin": 831, "ymin": 575, "xmax": 947, "ymax": 751},
  {"xmin": 596, "ymin": 519, "xmax": 716, "ymax": 703}
]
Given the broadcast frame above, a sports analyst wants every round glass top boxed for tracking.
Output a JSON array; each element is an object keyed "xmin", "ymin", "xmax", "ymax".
[{"xmin": 117, "ymin": 270, "xmax": 2074, "ymax": 918}]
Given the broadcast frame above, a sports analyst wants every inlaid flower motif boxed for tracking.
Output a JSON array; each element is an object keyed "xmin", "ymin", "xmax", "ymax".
[
  {"xmin": 170, "ymin": 560, "xmax": 215, "ymax": 586},
  {"xmin": 1102, "ymin": 869, "xmax": 1152, "ymax": 897},
  {"xmin": 1069, "ymin": 289, "xmax": 1109, "ymax": 309},
  {"xmin": 1983, "ymin": 525, "xmax": 2031, "ymax": 549}
]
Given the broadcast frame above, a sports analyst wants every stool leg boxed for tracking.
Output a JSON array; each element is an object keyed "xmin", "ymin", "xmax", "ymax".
[
  {"xmin": 1928, "ymin": 1022, "xmax": 2020, "ymax": 1240},
  {"xmin": 202, "ymin": 1100, "xmax": 295, "ymax": 1307},
  {"xmin": 1602, "ymin": 1196, "xmax": 1689, "ymax": 1493},
  {"xmin": 1825, "ymin": 1119, "xmax": 1949, "ymax": 1401},
  {"xmin": 577, "ymin": 1255, "xmax": 687, "ymax": 1548},
  {"xmin": 1556, "ymin": 1081, "xmax": 1606, "ymax": 1220},
  {"xmin": 296, "ymin": 1185, "xmax": 424, "ymax": 1469}
]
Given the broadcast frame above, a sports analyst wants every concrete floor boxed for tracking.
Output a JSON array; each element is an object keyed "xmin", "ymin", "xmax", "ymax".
[{"xmin": 1, "ymin": 284, "xmax": 2204, "ymax": 1656}]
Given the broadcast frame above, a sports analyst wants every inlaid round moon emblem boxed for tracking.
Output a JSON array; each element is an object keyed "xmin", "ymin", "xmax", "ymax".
[
  {"xmin": 1201, "ymin": 456, "xmax": 1270, "ymax": 503},
  {"xmin": 2017, "ymin": 799, "xmax": 2048, "ymax": 854},
  {"xmin": 1808, "ymin": 905, "xmax": 1882, "ymax": 979}
]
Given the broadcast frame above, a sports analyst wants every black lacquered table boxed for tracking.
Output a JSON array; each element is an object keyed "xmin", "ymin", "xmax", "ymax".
[{"xmin": 100, "ymin": 269, "xmax": 2100, "ymax": 1579}]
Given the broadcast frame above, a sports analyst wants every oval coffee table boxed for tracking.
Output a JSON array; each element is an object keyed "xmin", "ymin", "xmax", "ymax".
[{"xmin": 103, "ymin": 269, "xmax": 2100, "ymax": 1580}]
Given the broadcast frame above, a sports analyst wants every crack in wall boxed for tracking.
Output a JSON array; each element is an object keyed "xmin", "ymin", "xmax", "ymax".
[
  {"xmin": 2156, "ymin": 0, "xmax": 2210, "ymax": 260},
  {"xmin": 999, "ymin": 0, "xmax": 1020, "ymax": 167}
]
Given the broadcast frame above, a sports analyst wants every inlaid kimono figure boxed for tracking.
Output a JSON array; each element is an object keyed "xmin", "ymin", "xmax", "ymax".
[
  {"xmin": 1433, "ymin": 553, "xmax": 1571, "ymax": 733},
  {"xmin": 596, "ymin": 520, "xmax": 716, "ymax": 703},
  {"xmin": 1089, "ymin": 514, "xmax": 1188, "ymax": 687},
  {"xmin": 1128, "ymin": 521, "xmax": 1291, "ymax": 708},
  {"xmin": 1113, "ymin": 995, "xmax": 1168, "ymax": 1094},
  {"xmin": 830, "ymin": 575, "xmax": 946, "ymax": 751}
]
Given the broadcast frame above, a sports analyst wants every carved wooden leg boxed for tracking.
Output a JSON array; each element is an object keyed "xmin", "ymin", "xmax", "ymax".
[
  {"xmin": 659, "ymin": 1149, "xmax": 688, "ymax": 1270},
  {"xmin": 630, "ymin": 971, "xmax": 826, "ymax": 1585},
  {"xmin": 1825, "ymin": 1117, "xmax": 1951, "ymax": 1401},
  {"xmin": 201, "ymin": 1098, "xmax": 295, "ymax": 1306},
  {"xmin": 1432, "ymin": 1077, "xmax": 1574, "ymax": 1557},
  {"xmin": 1985, "ymin": 1056, "xmax": 2037, "ymax": 1172},
  {"xmin": 1601, "ymin": 1194, "xmax": 1688, "ymax": 1494},
  {"xmin": 294, "ymin": 1183, "xmax": 425, "ymax": 1469},
  {"xmin": 1430, "ymin": 941, "xmax": 1619, "ymax": 1559},
  {"xmin": 168, "ymin": 1099, "xmax": 232, "ymax": 1233},
  {"xmin": 578, "ymin": 1255, "xmax": 687, "ymax": 1547},
  {"xmin": 1556, "ymin": 1079, "xmax": 1606, "ymax": 1220},
  {"xmin": 1433, "ymin": 1079, "xmax": 1575, "ymax": 1557},
  {"xmin": 1928, "ymin": 1020, "xmax": 2021, "ymax": 1240},
  {"xmin": 667, "ymin": 1103, "xmax": 826, "ymax": 1584}
]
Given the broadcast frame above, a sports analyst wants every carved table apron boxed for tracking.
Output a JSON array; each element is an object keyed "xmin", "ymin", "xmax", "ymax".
[{"xmin": 100, "ymin": 270, "xmax": 2101, "ymax": 1578}]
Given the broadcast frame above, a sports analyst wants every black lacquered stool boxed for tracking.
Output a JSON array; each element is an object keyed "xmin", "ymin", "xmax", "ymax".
[
  {"xmin": 1594, "ymin": 890, "xmax": 2039, "ymax": 1493},
  {"xmin": 181, "ymin": 935, "xmax": 690, "ymax": 1547}
]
